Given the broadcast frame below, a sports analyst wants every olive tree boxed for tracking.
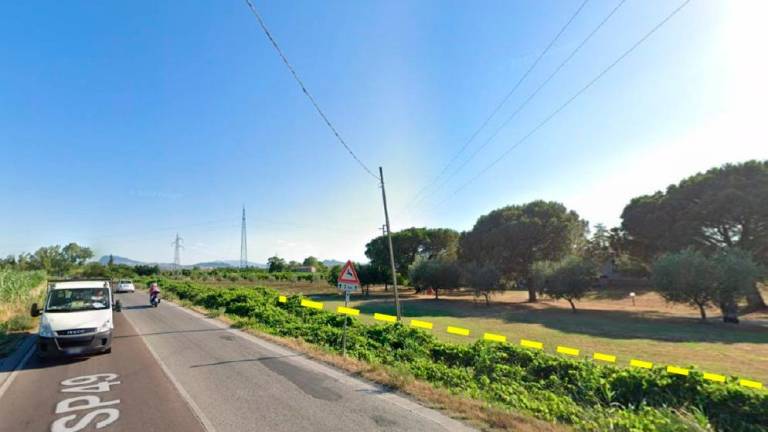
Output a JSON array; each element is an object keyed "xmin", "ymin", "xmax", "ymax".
[
  {"xmin": 651, "ymin": 249, "xmax": 715, "ymax": 320},
  {"xmin": 532, "ymin": 256, "xmax": 596, "ymax": 312},
  {"xmin": 409, "ymin": 258, "xmax": 461, "ymax": 300},
  {"xmin": 711, "ymin": 249, "xmax": 762, "ymax": 322},
  {"xmin": 463, "ymin": 262, "xmax": 502, "ymax": 306}
]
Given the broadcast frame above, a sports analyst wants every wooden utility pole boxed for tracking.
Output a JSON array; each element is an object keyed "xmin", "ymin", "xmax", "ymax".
[{"xmin": 379, "ymin": 167, "xmax": 401, "ymax": 320}]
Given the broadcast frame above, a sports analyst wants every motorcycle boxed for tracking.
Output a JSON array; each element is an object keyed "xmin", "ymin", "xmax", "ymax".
[{"xmin": 150, "ymin": 292, "xmax": 161, "ymax": 307}]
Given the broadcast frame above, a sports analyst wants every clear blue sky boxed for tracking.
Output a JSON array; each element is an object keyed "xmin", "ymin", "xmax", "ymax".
[{"xmin": 1, "ymin": 0, "xmax": 765, "ymax": 264}]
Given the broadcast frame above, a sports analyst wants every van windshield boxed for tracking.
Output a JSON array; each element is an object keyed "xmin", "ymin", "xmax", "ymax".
[{"xmin": 46, "ymin": 288, "xmax": 111, "ymax": 312}]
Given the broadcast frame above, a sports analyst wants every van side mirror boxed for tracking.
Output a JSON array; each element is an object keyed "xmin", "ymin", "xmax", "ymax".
[
  {"xmin": 30, "ymin": 303, "xmax": 40, "ymax": 317},
  {"xmin": 114, "ymin": 300, "xmax": 122, "ymax": 312}
]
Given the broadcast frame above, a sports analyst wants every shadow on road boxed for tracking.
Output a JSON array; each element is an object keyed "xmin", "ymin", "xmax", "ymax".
[
  {"xmin": 113, "ymin": 327, "xmax": 227, "ymax": 339},
  {"xmin": 124, "ymin": 305, "xmax": 154, "ymax": 310},
  {"xmin": 15, "ymin": 353, "xmax": 90, "ymax": 372},
  {"xmin": 189, "ymin": 353, "xmax": 304, "ymax": 368}
]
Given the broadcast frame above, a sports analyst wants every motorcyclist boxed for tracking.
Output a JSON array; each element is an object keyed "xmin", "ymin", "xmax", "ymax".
[{"xmin": 149, "ymin": 282, "xmax": 160, "ymax": 305}]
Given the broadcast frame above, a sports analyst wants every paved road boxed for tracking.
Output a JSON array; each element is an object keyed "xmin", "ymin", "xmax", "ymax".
[
  {"xmin": 0, "ymin": 292, "xmax": 474, "ymax": 432},
  {"xmin": 0, "ymin": 308, "xmax": 205, "ymax": 432}
]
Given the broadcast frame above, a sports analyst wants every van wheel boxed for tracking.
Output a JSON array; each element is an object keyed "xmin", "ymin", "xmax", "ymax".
[{"xmin": 104, "ymin": 347, "xmax": 112, "ymax": 354}]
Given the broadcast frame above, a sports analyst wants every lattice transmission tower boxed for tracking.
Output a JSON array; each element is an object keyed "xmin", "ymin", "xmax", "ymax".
[
  {"xmin": 240, "ymin": 206, "xmax": 248, "ymax": 269},
  {"xmin": 171, "ymin": 233, "xmax": 184, "ymax": 272}
]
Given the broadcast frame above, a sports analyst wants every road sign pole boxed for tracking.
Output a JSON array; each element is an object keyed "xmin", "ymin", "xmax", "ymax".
[
  {"xmin": 342, "ymin": 290, "xmax": 349, "ymax": 357},
  {"xmin": 379, "ymin": 166, "xmax": 401, "ymax": 321}
]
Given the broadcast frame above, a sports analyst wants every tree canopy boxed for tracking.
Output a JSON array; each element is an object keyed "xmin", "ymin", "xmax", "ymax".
[
  {"xmin": 409, "ymin": 257, "xmax": 461, "ymax": 299},
  {"xmin": 459, "ymin": 200, "xmax": 587, "ymax": 302},
  {"xmin": 4, "ymin": 242, "xmax": 94, "ymax": 275},
  {"xmin": 463, "ymin": 262, "xmax": 503, "ymax": 306},
  {"xmin": 622, "ymin": 161, "xmax": 768, "ymax": 307},
  {"xmin": 651, "ymin": 248, "xmax": 762, "ymax": 321},
  {"xmin": 365, "ymin": 227, "xmax": 459, "ymax": 278},
  {"xmin": 532, "ymin": 256, "xmax": 596, "ymax": 311},
  {"xmin": 622, "ymin": 161, "xmax": 768, "ymax": 263},
  {"xmin": 267, "ymin": 256, "xmax": 287, "ymax": 273}
]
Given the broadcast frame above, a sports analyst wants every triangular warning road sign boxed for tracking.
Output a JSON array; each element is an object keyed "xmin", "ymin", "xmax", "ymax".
[{"xmin": 338, "ymin": 260, "xmax": 360, "ymax": 285}]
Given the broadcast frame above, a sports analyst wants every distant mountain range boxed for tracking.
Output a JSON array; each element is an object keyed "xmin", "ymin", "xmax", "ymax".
[
  {"xmin": 98, "ymin": 255, "xmax": 266, "ymax": 269},
  {"xmin": 98, "ymin": 256, "xmax": 343, "ymax": 270}
]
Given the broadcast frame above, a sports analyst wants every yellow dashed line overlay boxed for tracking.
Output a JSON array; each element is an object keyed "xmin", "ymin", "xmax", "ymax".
[
  {"xmin": 483, "ymin": 333, "xmax": 506, "ymax": 343},
  {"xmin": 336, "ymin": 306, "xmax": 360, "ymax": 316},
  {"xmin": 703, "ymin": 373, "xmax": 725, "ymax": 383},
  {"xmin": 556, "ymin": 346, "xmax": 579, "ymax": 356},
  {"xmin": 630, "ymin": 359, "xmax": 653, "ymax": 369},
  {"xmin": 739, "ymin": 379, "xmax": 763, "ymax": 389},
  {"xmin": 446, "ymin": 326, "xmax": 470, "ymax": 336},
  {"xmin": 410, "ymin": 319, "xmax": 434, "ymax": 330},
  {"xmin": 667, "ymin": 366, "xmax": 689, "ymax": 376},
  {"xmin": 520, "ymin": 339, "xmax": 543, "ymax": 350},
  {"xmin": 374, "ymin": 313, "xmax": 397, "ymax": 323},
  {"xmin": 593, "ymin": 353, "xmax": 616, "ymax": 363},
  {"xmin": 300, "ymin": 299, "xmax": 323, "ymax": 310},
  {"xmin": 281, "ymin": 294, "xmax": 764, "ymax": 391}
]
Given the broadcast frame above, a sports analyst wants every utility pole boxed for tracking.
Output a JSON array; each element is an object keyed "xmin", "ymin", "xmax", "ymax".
[
  {"xmin": 240, "ymin": 206, "xmax": 248, "ymax": 269},
  {"xmin": 379, "ymin": 166, "xmax": 401, "ymax": 320},
  {"xmin": 172, "ymin": 233, "xmax": 184, "ymax": 273}
]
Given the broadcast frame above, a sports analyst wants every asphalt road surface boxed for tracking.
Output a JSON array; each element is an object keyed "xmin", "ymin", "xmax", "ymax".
[{"xmin": 0, "ymin": 292, "xmax": 474, "ymax": 432}]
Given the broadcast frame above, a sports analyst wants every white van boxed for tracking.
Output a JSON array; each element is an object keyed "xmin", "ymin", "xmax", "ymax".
[{"xmin": 31, "ymin": 280, "xmax": 122, "ymax": 358}]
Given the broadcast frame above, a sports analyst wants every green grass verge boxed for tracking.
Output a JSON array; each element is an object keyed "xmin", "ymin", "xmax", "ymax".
[
  {"xmin": 314, "ymin": 293, "xmax": 768, "ymax": 384},
  {"xmin": 147, "ymin": 277, "xmax": 768, "ymax": 432}
]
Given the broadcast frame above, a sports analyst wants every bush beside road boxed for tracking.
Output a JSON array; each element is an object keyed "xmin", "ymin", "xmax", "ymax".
[
  {"xmin": 149, "ymin": 277, "xmax": 768, "ymax": 432},
  {"xmin": 0, "ymin": 270, "xmax": 45, "ymax": 357}
]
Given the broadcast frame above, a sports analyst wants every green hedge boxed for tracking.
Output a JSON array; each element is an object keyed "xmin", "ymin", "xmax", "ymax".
[{"xmin": 150, "ymin": 278, "xmax": 767, "ymax": 431}]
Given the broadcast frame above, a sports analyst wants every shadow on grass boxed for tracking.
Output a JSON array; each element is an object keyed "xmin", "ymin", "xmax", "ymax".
[{"xmin": 337, "ymin": 297, "xmax": 768, "ymax": 345}]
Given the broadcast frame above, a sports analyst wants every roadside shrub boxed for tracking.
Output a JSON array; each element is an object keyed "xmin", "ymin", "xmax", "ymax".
[
  {"xmin": 150, "ymin": 277, "xmax": 768, "ymax": 432},
  {"xmin": 2, "ymin": 314, "xmax": 35, "ymax": 332}
]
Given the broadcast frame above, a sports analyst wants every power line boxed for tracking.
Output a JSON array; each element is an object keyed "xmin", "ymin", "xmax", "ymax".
[
  {"xmin": 405, "ymin": 0, "xmax": 590, "ymax": 207},
  {"xmin": 427, "ymin": 0, "xmax": 693, "ymax": 213},
  {"xmin": 243, "ymin": 0, "xmax": 379, "ymax": 181},
  {"xmin": 414, "ymin": 0, "xmax": 628, "ymax": 210}
]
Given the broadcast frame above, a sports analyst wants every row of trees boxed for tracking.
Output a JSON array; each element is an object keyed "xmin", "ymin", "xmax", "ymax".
[
  {"xmin": 653, "ymin": 248, "xmax": 761, "ymax": 321},
  {"xmin": 621, "ymin": 161, "xmax": 768, "ymax": 311},
  {"xmin": 266, "ymin": 255, "xmax": 328, "ymax": 273},
  {"xmin": 363, "ymin": 160, "xmax": 767, "ymax": 318},
  {"xmin": 1, "ymin": 243, "xmax": 94, "ymax": 275},
  {"xmin": 361, "ymin": 201, "xmax": 596, "ymax": 307}
]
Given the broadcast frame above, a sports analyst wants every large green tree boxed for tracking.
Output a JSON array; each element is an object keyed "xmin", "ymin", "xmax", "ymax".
[
  {"xmin": 463, "ymin": 262, "xmax": 503, "ymax": 306},
  {"xmin": 532, "ymin": 256, "xmax": 597, "ymax": 312},
  {"xmin": 651, "ymin": 248, "xmax": 761, "ymax": 321},
  {"xmin": 409, "ymin": 258, "xmax": 461, "ymax": 300},
  {"xmin": 62, "ymin": 242, "xmax": 93, "ymax": 265},
  {"xmin": 622, "ymin": 160, "xmax": 768, "ymax": 306},
  {"xmin": 459, "ymin": 200, "xmax": 587, "ymax": 302},
  {"xmin": 651, "ymin": 249, "xmax": 715, "ymax": 320},
  {"xmin": 267, "ymin": 256, "xmax": 287, "ymax": 273},
  {"xmin": 364, "ymin": 227, "xmax": 459, "ymax": 280}
]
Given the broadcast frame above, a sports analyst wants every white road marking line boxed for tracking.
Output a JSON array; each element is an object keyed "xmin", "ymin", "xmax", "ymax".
[
  {"xmin": 0, "ymin": 342, "xmax": 35, "ymax": 401},
  {"xmin": 121, "ymin": 310, "xmax": 218, "ymax": 432}
]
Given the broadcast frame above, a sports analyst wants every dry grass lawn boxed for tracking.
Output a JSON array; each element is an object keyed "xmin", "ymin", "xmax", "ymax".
[{"xmin": 306, "ymin": 284, "xmax": 768, "ymax": 384}]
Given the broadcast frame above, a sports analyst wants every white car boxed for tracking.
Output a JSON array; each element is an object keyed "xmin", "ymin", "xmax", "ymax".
[
  {"xmin": 31, "ymin": 280, "xmax": 121, "ymax": 358},
  {"xmin": 115, "ymin": 279, "xmax": 135, "ymax": 293}
]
